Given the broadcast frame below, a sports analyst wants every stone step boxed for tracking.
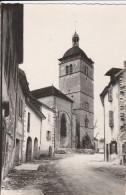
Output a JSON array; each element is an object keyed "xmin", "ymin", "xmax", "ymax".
[{"xmin": 54, "ymin": 148, "xmax": 94, "ymax": 154}]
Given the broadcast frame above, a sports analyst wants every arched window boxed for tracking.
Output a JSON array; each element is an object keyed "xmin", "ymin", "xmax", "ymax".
[
  {"xmin": 70, "ymin": 64, "xmax": 73, "ymax": 74},
  {"xmin": 85, "ymin": 115, "xmax": 89, "ymax": 128},
  {"xmin": 61, "ymin": 113, "xmax": 67, "ymax": 136},
  {"xmin": 66, "ymin": 65, "xmax": 69, "ymax": 75}
]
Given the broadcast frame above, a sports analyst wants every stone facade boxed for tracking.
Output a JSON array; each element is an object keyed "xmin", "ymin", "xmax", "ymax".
[
  {"xmin": 15, "ymin": 71, "xmax": 26, "ymax": 166},
  {"xmin": 1, "ymin": 4, "xmax": 23, "ymax": 179},
  {"xmin": 117, "ymin": 62, "xmax": 126, "ymax": 165},
  {"xmin": 35, "ymin": 93, "xmax": 76, "ymax": 149},
  {"xmin": 59, "ymin": 32, "xmax": 94, "ymax": 148}
]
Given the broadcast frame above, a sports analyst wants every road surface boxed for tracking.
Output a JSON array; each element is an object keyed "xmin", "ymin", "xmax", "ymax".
[{"xmin": 2, "ymin": 154, "xmax": 125, "ymax": 195}]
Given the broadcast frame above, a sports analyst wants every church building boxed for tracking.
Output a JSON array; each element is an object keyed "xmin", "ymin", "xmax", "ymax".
[
  {"xmin": 59, "ymin": 32, "xmax": 94, "ymax": 148},
  {"xmin": 31, "ymin": 32, "xmax": 94, "ymax": 149}
]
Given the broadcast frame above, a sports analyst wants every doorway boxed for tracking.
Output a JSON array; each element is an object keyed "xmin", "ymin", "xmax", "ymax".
[{"xmin": 26, "ymin": 137, "xmax": 32, "ymax": 162}]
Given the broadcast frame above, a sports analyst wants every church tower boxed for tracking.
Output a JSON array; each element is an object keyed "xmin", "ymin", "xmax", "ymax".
[{"xmin": 59, "ymin": 32, "xmax": 94, "ymax": 148}]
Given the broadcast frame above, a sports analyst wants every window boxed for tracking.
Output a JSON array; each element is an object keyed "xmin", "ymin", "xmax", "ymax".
[
  {"xmin": 109, "ymin": 111, "xmax": 114, "ymax": 127},
  {"xmin": 85, "ymin": 115, "xmax": 89, "ymax": 128},
  {"xmin": 110, "ymin": 141, "xmax": 117, "ymax": 154},
  {"xmin": 66, "ymin": 65, "xmax": 69, "ymax": 75},
  {"xmin": 27, "ymin": 112, "xmax": 30, "ymax": 132},
  {"xmin": 46, "ymin": 131, "xmax": 51, "ymax": 140},
  {"xmin": 108, "ymin": 86, "xmax": 113, "ymax": 102},
  {"xmin": 84, "ymin": 66, "xmax": 86, "ymax": 75},
  {"xmin": 19, "ymin": 98, "xmax": 23, "ymax": 118},
  {"xmin": 70, "ymin": 64, "xmax": 73, "ymax": 74},
  {"xmin": 85, "ymin": 102, "xmax": 89, "ymax": 109},
  {"xmin": 61, "ymin": 113, "xmax": 67, "ymax": 136},
  {"xmin": 2, "ymin": 101, "xmax": 9, "ymax": 117}
]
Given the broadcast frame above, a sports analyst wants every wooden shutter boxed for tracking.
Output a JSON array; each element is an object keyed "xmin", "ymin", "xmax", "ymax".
[
  {"xmin": 27, "ymin": 112, "xmax": 30, "ymax": 132},
  {"xmin": 115, "ymin": 142, "xmax": 117, "ymax": 154},
  {"xmin": 109, "ymin": 111, "xmax": 114, "ymax": 127},
  {"xmin": 109, "ymin": 143, "xmax": 112, "ymax": 154}
]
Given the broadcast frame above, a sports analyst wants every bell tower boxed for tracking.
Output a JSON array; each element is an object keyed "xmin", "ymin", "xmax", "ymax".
[{"xmin": 58, "ymin": 32, "xmax": 94, "ymax": 148}]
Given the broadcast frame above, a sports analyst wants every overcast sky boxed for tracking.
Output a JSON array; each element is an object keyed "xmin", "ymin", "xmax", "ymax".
[{"xmin": 21, "ymin": 3, "xmax": 126, "ymax": 138}]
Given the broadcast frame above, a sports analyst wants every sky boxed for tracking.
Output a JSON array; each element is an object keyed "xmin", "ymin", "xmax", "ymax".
[{"xmin": 21, "ymin": 3, "xmax": 126, "ymax": 139}]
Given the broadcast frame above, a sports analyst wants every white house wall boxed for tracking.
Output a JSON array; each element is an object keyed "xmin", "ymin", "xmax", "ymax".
[
  {"xmin": 23, "ymin": 104, "xmax": 42, "ymax": 162},
  {"xmin": 104, "ymin": 82, "xmax": 120, "ymax": 161},
  {"xmin": 40, "ymin": 106, "xmax": 54, "ymax": 156}
]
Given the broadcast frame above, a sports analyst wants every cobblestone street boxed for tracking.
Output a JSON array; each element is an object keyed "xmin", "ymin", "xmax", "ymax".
[{"xmin": 2, "ymin": 154, "xmax": 126, "ymax": 195}]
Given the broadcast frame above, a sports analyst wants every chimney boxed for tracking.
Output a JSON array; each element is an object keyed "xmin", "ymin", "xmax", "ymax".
[{"xmin": 124, "ymin": 61, "xmax": 126, "ymax": 68}]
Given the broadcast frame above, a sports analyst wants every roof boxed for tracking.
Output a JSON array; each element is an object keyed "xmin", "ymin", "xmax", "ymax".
[
  {"xmin": 63, "ymin": 46, "xmax": 87, "ymax": 58},
  {"xmin": 31, "ymin": 86, "xmax": 73, "ymax": 103},
  {"xmin": 105, "ymin": 68, "xmax": 122, "ymax": 76},
  {"xmin": 59, "ymin": 46, "xmax": 93, "ymax": 64},
  {"xmin": 18, "ymin": 68, "xmax": 30, "ymax": 96},
  {"xmin": 100, "ymin": 67, "xmax": 123, "ymax": 106},
  {"xmin": 26, "ymin": 98, "xmax": 46, "ymax": 119},
  {"xmin": 29, "ymin": 94, "xmax": 54, "ymax": 112}
]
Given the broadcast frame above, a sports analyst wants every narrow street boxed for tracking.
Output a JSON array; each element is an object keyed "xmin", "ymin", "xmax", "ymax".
[{"xmin": 2, "ymin": 154, "xmax": 125, "ymax": 195}]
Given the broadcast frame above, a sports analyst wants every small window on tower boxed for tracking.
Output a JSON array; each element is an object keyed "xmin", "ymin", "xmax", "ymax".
[
  {"xmin": 85, "ymin": 102, "xmax": 89, "ymax": 109},
  {"xmin": 70, "ymin": 64, "xmax": 73, "ymax": 74},
  {"xmin": 66, "ymin": 65, "xmax": 69, "ymax": 75},
  {"xmin": 87, "ymin": 67, "xmax": 89, "ymax": 76},
  {"xmin": 85, "ymin": 115, "xmax": 89, "ymax": 128}
]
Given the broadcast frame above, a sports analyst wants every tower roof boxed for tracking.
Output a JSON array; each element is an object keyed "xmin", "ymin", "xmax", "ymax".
[
  {"xmin": 59, "ymin": 32, "xmax": 94, "ymax": 65},
  {"xmin": 63, "ymin": 46, "xmax": 87, "ymax": 58}
]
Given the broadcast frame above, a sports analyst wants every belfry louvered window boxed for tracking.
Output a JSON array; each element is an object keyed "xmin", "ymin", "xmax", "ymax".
[
  {"xmin": 70, "ymin": 64, "xmax": 73, "ymax": 74},
  {"xmin": 66, "ymin": 65, "xmax": 69, "ymax": 75}
]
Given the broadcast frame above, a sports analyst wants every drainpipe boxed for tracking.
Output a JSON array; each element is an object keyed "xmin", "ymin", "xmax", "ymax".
[
  {"xmin": 104, "ymin": 103, "xmax": 106, "ymax": 161},
  {"xmin": 71, "ymin": 103, "xmax": 72, "ymax": 148}
]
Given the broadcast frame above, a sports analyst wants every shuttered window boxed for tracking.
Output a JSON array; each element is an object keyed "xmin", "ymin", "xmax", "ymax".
[
  {"xmin": 19, "ymin": 98, "xmax": 23, "ymax": 119},
  {"xmin": 109, "ymin": 111, "xmax": 114, "ymax": 127},
  {"xmin": 108, "ymin": 86, "xmax": 113, "ymax": 102}
]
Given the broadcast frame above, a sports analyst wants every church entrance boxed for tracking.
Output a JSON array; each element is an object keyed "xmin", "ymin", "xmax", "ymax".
[
  {"xmin": 82, "ymin": 135, "xmax": 91, "ymax": 149},
  {"xmin": 60, "ymin": 113, "xmax": 67, "ymax": 146}
]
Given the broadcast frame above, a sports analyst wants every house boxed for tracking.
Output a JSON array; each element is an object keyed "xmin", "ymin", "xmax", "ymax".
[
  {"xmin": 18, "ymin": 69, "xmax": 46, "ymax": 162},
  {"xmin": 100, "ymin": 62, "xmax": 126, "ymax": 164},
  {"xmin": 14, "ymin": 68, "xmax": 28, "ymax": 165},
  {"xmin": 1, "ymin": 4, "xmax": 23, "ymax": 179},
  {"xmin": 115, "ymin": 62, "xmax": 126, "ymax": 165}
]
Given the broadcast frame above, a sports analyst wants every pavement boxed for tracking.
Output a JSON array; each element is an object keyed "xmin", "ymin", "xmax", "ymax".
[
  {"xmin": 1, "ymin": 190, "xmax": 44, "ymax": 195},
  {"xmin": 1, "ymin": 153, "xmax": 126, "ymax": 195}
]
